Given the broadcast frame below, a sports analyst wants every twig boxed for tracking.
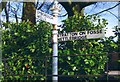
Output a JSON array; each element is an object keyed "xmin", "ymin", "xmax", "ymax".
[{"xmin": 94, "ymin": 3, "xmax": 120, "ymax": 15}]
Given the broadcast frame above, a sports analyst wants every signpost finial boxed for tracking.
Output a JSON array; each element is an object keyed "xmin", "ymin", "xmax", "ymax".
[{"xmin": 50, "ymin": 0, "xmax": 61, "ymax": 16}]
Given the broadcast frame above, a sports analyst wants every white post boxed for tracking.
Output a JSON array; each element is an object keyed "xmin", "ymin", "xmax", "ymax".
[{"xmin": 50, "ymin": 1, "xmax": 60, "ymax": 82}]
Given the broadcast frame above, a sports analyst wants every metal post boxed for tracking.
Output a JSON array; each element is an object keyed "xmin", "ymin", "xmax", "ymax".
[
  {"xmin": 50, "ymin": 1, "xmax": 60, "ymax": 82},
  {"xmin": 52, "ymin": 29, "xmax": 58, "ymax": 82}
]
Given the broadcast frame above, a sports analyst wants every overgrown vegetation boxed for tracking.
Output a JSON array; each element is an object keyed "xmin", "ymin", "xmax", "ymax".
[{"xmin": 1, "ymin": 14, "xmax": 119, "ymax": 81}]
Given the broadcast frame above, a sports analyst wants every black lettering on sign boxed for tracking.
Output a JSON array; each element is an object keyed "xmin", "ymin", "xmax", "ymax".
[
  {"xmin": 69, "ymin": 36, "xmax": 72, "ymax": 40},
  {"xmin": 87, "ymin": 29, "xmax": 102, "ymax": 34},
  {"xmin": 70, "ymin": 32, "xmax": 78, "ymax": 37},
  {"xmin": 64, "ymin": 37, "xmax": 69, "ymax": 41},
  {"xmin": 69, "ymin": 35, "xmax": 87, "ymax": 41},
  {"xmin": 58, "ymin": 38, "xmax": 62, "ymax": 42},
  {"xmin": 99, "ymin": 29, "xmax": 102, "ymax": 33},
  {"xmin": 63, "ymin": 33, "xmax": 68, "ymax": 36},
  {"xmin": 58, "ymin": 35, "xmax": 87, "ymax": 42},
  {"xmin": 79, "ymin": 31, "xmax": 86, "ymax": 35},
  {"xmin": 58, "ymin": 37, "xmax": 69, "ymax": 41},
  {"xmin": 78, "ymin": 35, "xmax": 87, "ymax": 40},
  {"xmin": 58, "ymin": 33, "xmax": 68, "ymax": 38},
  {"xmin": 87, "ymin": 30, "xmax": 94, "ymax": 34},
  {"xmin": 70, "ymin": 36, "xmax": 76, "ymax": 40},
  {"xmin": 58, "ymin": 34, "xmax": 60, "ymax": 38}
]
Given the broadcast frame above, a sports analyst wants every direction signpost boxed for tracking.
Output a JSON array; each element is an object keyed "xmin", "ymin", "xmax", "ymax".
[
  {"xmin": 50, "ymin": 1, "xmax": 60, "ymax": 82},
  {"xmin": 37, "ymin": 1, "xmax": 60, "ymax": 82},
  {"xmin": 36, "ymin": 10, "xmax": 57, "ymax": 24},
  {"xmin": 58, "ymin": 29, "xmax": 105, "ymax": 42},
  {"xmin": 37, "ymin": 1, "xmax": 105, "ymax": 82}
]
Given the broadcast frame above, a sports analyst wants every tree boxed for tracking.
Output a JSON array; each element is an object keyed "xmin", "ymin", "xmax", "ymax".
[
  {"xmin": 1, "ymin": 1, "xmax": 120, "ymax": 81},
  {"xmin": 0, "ymin": 0, "xmax": 7, "ymax": 11},
  {"xmin": 59, "ymin": 2, "xmax": 96, "ymax": 16},
  {"xmin": 1, "ymin": 1, "xmax": 119, "ymax": 24},
  {"xmin": 22, "ymin": 1, "xmax": 36, "ymax": 24},
  {"xmin": 2, "ymin": 9, "xmax": 120, "ymax": 81}
]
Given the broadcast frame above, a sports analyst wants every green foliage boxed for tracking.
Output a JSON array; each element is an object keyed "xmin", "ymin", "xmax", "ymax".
[
  {"xmin": 58, "ymin": 14, "xmax": 109, "ymax": 81},
  {"xmin": 101, "ymin": 37, "xmax": 118, "ymax": 53},
  {"xmin": 62, "ymin": 14, "xmax": 108, "ymax": 32},
  {"xmin": 2, "ymin": 13, "xmax": 119, "ymax": 81},
  {"xmin": 2, "ymin": 21, "xmax": 52, "ymax": 80}
]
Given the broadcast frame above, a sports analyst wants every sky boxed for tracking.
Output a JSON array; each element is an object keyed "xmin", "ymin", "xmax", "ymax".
[{"xmin": 84, "ymin": 2, "xmax": 119, "ymax": 38}]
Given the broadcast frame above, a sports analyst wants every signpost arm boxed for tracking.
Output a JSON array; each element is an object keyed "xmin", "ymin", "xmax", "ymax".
[{"xmin": 50, "ymin": 1, "xmax": 60, "ymax": 82}]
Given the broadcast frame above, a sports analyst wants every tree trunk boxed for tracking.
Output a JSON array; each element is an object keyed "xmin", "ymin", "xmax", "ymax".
[
  {"xmin": 0, "ymin": 1, "xmax": 7, "ymax": 12},
  {"xmin": 4, "ymin": 5, "xmax": 9, "ymax": 23},
  {"xmin": 22, "ymin": 2, "xmax": 36, "ymax": 25}
]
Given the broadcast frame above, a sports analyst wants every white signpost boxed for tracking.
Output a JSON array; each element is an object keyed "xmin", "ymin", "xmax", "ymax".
[
  {"xmin": 58, "ymin": 29, "xmax": 105, "ymax": 42},
  {"xmin": 36, "ymin": 10, "xmax": 57, "ymax": 24},
  {"xmin": 37, "ymin": 1, "xmax": 105, "ymax": 82},
  {"xmin": 37, "ymin": 1, "xmax": 60, "ymax": 82}
]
